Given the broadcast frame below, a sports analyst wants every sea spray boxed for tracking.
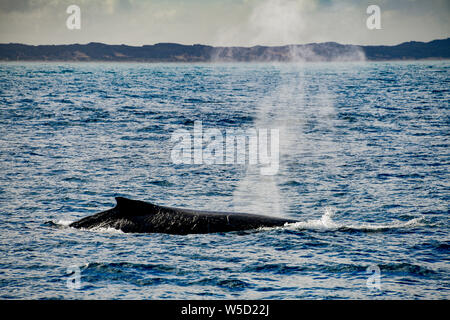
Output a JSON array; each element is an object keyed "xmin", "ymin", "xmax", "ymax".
[{"xmin": 219, "ymin": 1, "xmax": 366, "ymax": 217}]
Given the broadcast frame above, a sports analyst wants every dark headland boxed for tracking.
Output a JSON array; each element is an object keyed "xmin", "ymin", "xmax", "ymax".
[{"xmin": 0, "ymin": 38, "xmax": 448, "ymax": 62}]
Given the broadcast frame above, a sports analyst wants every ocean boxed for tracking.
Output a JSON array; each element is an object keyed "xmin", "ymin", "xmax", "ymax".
[{"xmin": 0, "ymin": 61, "xmax": 448, "ymax": 299}]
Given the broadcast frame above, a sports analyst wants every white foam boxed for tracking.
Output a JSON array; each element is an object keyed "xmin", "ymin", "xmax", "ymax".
[
  {"xmin": 89, "ymin": 226, "xmax": 125, "ymax": 234},
  {"xmin": 55, "ymin": 219, "xmax": 124, "ymax": 234},
  {"xmin": 282, "ymin": 207, "xmax": 425, "ymax": 232},
  {"xmin": 55, "ymin": 219, "xmax": 74, "ymax": 226},
  {"xmin": 343, "ymin": 217, "xmax": 425, "ymax": 232},
  {"xmin": 282, "ymin": 207, "xmax": 340, "ymax": 231}
]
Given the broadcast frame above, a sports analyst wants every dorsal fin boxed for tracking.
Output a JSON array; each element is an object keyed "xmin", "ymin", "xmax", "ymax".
[
  {"xmin": 115, "ymin": 197, "xmax": 137, "ymax": 208},
  {"xmin": 114, "ymin": 197, "xmax": 157, "ymax": 217}
]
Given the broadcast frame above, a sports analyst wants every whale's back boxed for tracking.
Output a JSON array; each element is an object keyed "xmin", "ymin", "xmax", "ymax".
[{"xmin": 69, "ymin": 197, "xmax": 298, "ymax": 234}]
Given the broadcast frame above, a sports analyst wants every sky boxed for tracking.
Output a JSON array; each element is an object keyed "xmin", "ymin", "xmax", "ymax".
[{"xmin": 0, "ymin": 0, "xmax": 448, "ymax": 46}]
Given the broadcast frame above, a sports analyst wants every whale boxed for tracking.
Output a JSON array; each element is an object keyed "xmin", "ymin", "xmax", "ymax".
[{"xmin": 69, "ymin": 197, "xmax": 299, "ymax": 235}]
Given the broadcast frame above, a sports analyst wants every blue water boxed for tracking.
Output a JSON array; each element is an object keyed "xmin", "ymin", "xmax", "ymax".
[{"xmin": 0, "ymin": 61, "xmax": 448, "ymax": 299}]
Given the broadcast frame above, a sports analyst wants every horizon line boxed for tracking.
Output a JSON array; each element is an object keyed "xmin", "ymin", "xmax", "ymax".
[{"xmin": 1, "ymin": 37, "xmax": 449, "ymax": 48}]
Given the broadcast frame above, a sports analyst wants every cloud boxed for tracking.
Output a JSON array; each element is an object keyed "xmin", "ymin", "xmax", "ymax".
[
  {"xmin": 0, "ymin": 0, "xmax": 448, "ymax": 45},
  {"xmin": 0, "ymin": 0, "xmax": 46, "ymax": 13}
]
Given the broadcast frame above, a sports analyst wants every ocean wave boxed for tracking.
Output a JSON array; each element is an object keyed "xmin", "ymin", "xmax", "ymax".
[
  {"xmin": 282, "ymin": 207, "xmax": 425, "ymax": 233},
  {"xmin": 82, "ymin": 262, "xmax": 178, "ymax": 274},
  {"xmin": 242, "ymin": 261, "xmax": 438, "ymax": 277}
]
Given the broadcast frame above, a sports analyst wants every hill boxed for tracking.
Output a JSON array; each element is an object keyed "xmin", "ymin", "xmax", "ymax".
[{"xmin": 0, "ymin": 38, "xmax": 448, "ymax": 62}]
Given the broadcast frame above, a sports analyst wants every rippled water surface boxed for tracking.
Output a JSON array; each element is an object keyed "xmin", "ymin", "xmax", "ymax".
[{"xmin": 0, "ymin": 61, "xmax": 449, "ymax": 299}]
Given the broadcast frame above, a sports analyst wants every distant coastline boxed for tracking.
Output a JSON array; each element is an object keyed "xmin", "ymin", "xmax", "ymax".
[{"xmin": 0, "ymin": 38, "xmax": 448, "ymax": 62}]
